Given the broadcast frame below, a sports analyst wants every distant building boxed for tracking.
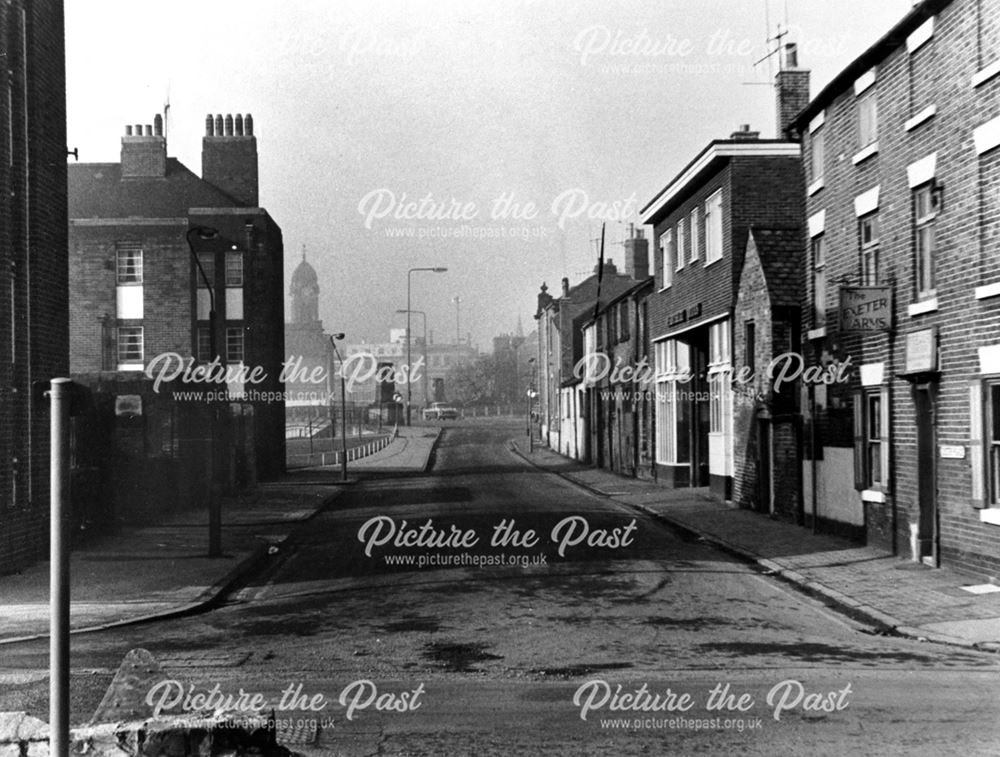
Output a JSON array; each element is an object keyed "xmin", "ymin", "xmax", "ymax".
[
  {"xmin": 67, "ymin": 112, "xmax": 285, "ymax": 481},
  {"xmin": 285, "ymin": 250, "xmax": 333, "ymax": 426},
  {"xmin": 0, "ymin": 0, "xmax": 69, "ymax": 573},
  {"xmin": 535, "ymin": 248, "xmax": 649, "ymax": 458}
]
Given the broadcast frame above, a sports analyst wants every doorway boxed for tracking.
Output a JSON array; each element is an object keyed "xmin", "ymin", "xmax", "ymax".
[{"xmin": 914, "ymin": 383, "xmax": 938, "ymax": 565}]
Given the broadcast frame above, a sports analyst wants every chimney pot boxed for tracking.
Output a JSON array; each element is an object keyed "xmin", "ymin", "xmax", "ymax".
[
  {"xmin": 134, "ymin": 123, "xmax": 142, "ymax": 136},
  {"xmin": 144, "ymin": 124, "xmax": 152, "ymax": 136},
  {"xmin": 125, "ymin": 125, "xmax": 133, "ymax": 136},
  {"xmin": 730, "ymin": 124, "xmax": 760, "ymax": 140},
  {"xmin": 244, "ymin": 114, "xmax": 254, "ymax": 136},
  {"xmin": 783, "ymin": 42, "xmax": 798, "ymax": 70},
  {"xmin": 205, "ymin": 114, "xmax": 214, "ymax": 136},
  {"xmin": 153, "ymin": 114, "xmax": 163, "ymax": 136},
  {"xmin": 215, "ymin": 114, "xmax": 224, "ymax": 135},
  {"xmin": 562, "ymin": 277, "xmax": 570, "ymax": 297},
  {"xmin": 235, "ymin": 114, "xmax": 244, "ymax": 136},
  {"xmin": 224, "ymin": 114, "xmax": 234, "ymax": 136}
]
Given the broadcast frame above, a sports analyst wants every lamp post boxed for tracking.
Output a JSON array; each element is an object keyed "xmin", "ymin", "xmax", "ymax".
[
  {"xmin": 397, "ymin": 309, "xmax": 428, "ymax": 409},
  {"xmin": 406, "ymin": 267, "xmax": 447, "ymax": 425},
  {"xmin": 330, "ymin": 333, "xmax": 349, "ymax": 482},
  {"xmin": 186, "ymin": 224, "xmax": 223, "ymax": 558}
]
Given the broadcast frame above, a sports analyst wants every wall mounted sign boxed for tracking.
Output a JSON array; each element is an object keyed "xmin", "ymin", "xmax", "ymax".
[
  {"xmin": 904, "ymin": 327, "xmax": 937, "ymax": 374},
  {"xmin": 839, "ymin": 286, "xmax": 892, "ymax": 332},
  {"xmin": 115, "ymin": 395, "xmax": 143, "ymax": 417}
]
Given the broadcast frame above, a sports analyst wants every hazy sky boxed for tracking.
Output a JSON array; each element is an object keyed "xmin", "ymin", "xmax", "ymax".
[{"xmin": 65, "ymin": 0, "xmax": 914, "ymax": 351}]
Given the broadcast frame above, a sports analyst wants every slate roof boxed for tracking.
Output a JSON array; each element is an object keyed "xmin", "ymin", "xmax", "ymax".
[
  {"xmin": 746, "ymin": 228, "xmax": 803, "ymax": 309},
  {"xmin": 68, "ymin": 158, "xmax": 244, "ymax": 219}
]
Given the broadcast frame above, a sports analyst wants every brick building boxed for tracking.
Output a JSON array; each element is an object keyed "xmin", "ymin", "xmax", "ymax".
[
  {"xmin": 640, "ymin": 52, "xmax": 808, "ymax": 500},
  {"xmin": 732, "ymin": 228, "xmax": 803, "ymax": 518},
  {"xmin": 534, "ymin": 253, "xmax": 646, "ymax": 459},
  {"xmin": 68, "ymin": 113, "xmax": 286, "ymax": 482},
  {"xmin": 0, "ymin": 0, "xmax": 68, "ymax": 573},
  {"xmin": 580, "ymin": 263, "xmax": 655, "ymax": 478},
  {"xmin": 791, "ymin": 0, "xmax": 1000, "ymax": 575}
]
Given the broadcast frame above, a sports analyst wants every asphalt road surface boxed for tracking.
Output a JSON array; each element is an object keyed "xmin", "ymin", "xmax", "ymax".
[{"xmin": 3, "ymin": 419, "xmax": 1000, "ymax": 755}]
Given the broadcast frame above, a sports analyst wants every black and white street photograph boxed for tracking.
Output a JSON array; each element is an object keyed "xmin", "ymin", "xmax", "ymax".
[{"xmin": 4, "ymin": 0, "xmax": 1000, "ymax": 754}]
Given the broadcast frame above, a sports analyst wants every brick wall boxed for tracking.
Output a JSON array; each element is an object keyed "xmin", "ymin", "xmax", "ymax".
[
  {"xmin": 0, "ymin": 0, "xmax": 68, "ymax": 574},
  {"xmin": 798, "ymin": 0, "xmax": 1000, "ymax": 575}
]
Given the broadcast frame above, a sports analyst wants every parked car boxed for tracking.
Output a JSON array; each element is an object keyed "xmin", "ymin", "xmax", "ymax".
[{"xmin": 422, "ymin": 402, "xmax": 459, "ymax": 420}]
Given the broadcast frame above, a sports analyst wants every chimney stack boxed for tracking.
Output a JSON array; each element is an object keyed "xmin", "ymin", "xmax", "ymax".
[
  {"xmin": 624, "ymin": 226, "xmax": 649, "ymax": 280},
  {"xmin": 730, "ymin": 124, "xmax": 760, "ymax": 141},
  {"xmin": 774, "ymin": 43, "xmax": 810, "ymax": 140},
  {"xmin": 121, "ymin": 115, "xmax": 167, "ymax": 178},
  {"xmin": 202, "ymin": 112, "xmax": 259, "ymax": 206}
]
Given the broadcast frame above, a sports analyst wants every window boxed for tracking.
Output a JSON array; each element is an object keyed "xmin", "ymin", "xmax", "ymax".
[
  {"xmin": 226, "ymin": 327, "xmax": 245, "ymax": 363},
  {"xmin": 117, "ymin": 326, "xmax": 143, "ymax": 365},
  {"xmin": 812, "ymin": 236, "xmax": 827, "ymax": 327},
  {"xmin": 859, "ymin": 213, "xmax": 880, "ymax": 285},
  {"xmin": 197, "ymin": 253, "xmax": 215, "ymax": 288},
  {"xmin": 664, "ymin": 229, "xmax": 675, "ymax": 285},
  {"xmin": 745, "ymin": 321, "xmax": 756, "ymax": 373},
  {"xmin": 858, "ymin": 90, "xmax": 878, "ymax": 147},
  {"xmin": 854, "ymin": 387, "xmax": 890, "ymax": 492},
  {"xmin": 708, "ymin": 320, "xmax": 731, "ymax": 435},
  {"xmin": 810, "ymin": 129, "xmax": 825, "ymax": 184},
  {"xmin": 654, "ymin": 340, "xmax": 691, "ymax": 464},
  {"xmin": 196, "ymin": 326, "xmax": 213, "ymax": 362},
  {"xmin": 656, "ymin": 232, "xmax": 668, "ymax": 287},
  {"xmin": 990, "ymin": 383, "xmax": 1000, "ymax": 506},
  {"xmin": 688, "ymin": 207, "xmax": 699, "ymax": 263},
  {"xmin": 704, "ymin": 190, "xmax": 723, "ymax": 264},
  {"xmin": 618, "ymin": 302, "xmax": 629, "ymax": 342},
  {"xmin": 914, "ymin": 183, "xmax": 939, "ymax": 299},
  {"xmin": 225, "ymin": 252, "xmax": 244, "ymax": 287},
  {"xmin": 116, "ymin": 244, "xmax": 142, "ymax": 284},
  {"xmin": 676, "ymin": 219, "xmax": 686, "ymax": 270}
]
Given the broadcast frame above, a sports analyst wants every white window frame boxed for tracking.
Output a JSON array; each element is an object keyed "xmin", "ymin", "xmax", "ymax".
[
  {"xmin": 704, "ymin": 189, "xmax": 723, "ymax": 264},
  {"xmin": 117, "ymin": 325, "xmax": 143, "ymax": 366},
  {"xmin": 858, "ymin": 89, "xmax": 878, "ymax": 148},
  {"xmin": 226, "ymin": 326, "xmax": 245, "ymax": 363},
  {"xmin": 116, "ymin": 244, "xmax": 143, "ymax": 285},
  {"xmin": 688, "ymin": 207, "xmax": 699, "ymax": 263},
  {"xmin": 860, "ymin": 212, "xmax": 880, "ymax": 286},
  {"xmin": 225, "ymin": 252, "xmax": 244, "ymax": 287},
  {"xmin": 914, "ymin": 183, "xmax": 938, "ymax": 300},
  {"xmin": 654, "ymin": 339, "xmax": 691, "ymax": 465},
  {"xmin": 658, "ymin": 230, "xmax": 672, "ymax": 289},
  {"xmin": 812, "ymin": 235, "xmax": 827, "ymax": 327},
  {"xmin": 675, "ymin": 219, "xmax": 686, "ymax": 271},
  {"xmin": 810, "ymin": 128, "xmax": 825, "ymax": 185},
  {"xmin": 855, "ymin": 385, "xmax": 890, "ymax": 494}
]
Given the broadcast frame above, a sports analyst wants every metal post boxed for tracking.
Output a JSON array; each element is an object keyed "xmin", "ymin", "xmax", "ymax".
[
  {"xmin": 50, "ymin": 378, "xmax": 72, "ymax": 757},
  {"xmin": 406, "ymin": 272, "xmax": 412, "ymax": 426},
  {"xmin": 340, "ymin": 374, "xmax": 348, "ymax": 482}
]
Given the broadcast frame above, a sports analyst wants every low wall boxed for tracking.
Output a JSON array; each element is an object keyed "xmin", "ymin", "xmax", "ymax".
[{"xmin": 0, "ymin": 710, "xmax": 297, "ymax": 756}]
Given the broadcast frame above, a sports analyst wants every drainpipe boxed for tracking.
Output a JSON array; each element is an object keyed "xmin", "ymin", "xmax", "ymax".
[{"xmin": 810, "ymin": 383, "xmax": 819, "ymax": 534}]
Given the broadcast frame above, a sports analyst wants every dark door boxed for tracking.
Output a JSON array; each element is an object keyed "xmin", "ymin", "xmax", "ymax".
[
  {"xmin": 914, "ymin": 384, "xmax": 937, "ymax": 565},
  {"xmin": 692, "ymin": 336, "xmax": 710, "ymax": 487}
]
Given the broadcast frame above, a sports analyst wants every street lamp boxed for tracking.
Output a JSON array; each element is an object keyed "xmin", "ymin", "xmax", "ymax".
[
  {"xmin": 396, "ymin": 309, "xmax": 428, "ymax": 409},
  {"xmin": 330, "ymin": 333, "xmax": 349, "ymax": 482},
  {"xmin": 186, "ymin": 224, "xmax": 223, "ymax": 558},
  {"xmin": 406, "ymin": 267, "xmax": 447, "ymax": 425}
]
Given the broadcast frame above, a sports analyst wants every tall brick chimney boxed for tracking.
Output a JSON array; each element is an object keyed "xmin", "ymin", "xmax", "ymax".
[
  {"xmin": 202, "ymin": 112, "xmax": 258, "ymax": 206},
  {"xmin": 121, "ymin": 116, "xmax": 166, "ymax": 178},
  {"xmin": 774, "ymin": 43, "xmax": 810, "ymax": 140},
  {"xmin": 624, "ymin": 224, "xmax": 649, "ymax": 280}
]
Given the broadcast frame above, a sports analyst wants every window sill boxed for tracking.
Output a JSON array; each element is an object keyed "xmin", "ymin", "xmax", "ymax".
[
  {"xmin": 658, "ymin": 284, "xmax": 672, "ymax": 292},
  {"xmin": 908, "ymin": 297, "xmax": 939, "ymax": 316},
  {"xmin": 852, "ymin": 141, "xmax": 879, "ymax": 165},
  {"xmin": 861, "ymin": 489, "xmax": 886, "ymax": 504},
  {"xmin": 703, "ymin": 256, "xmax": 722, "ymax": 269},
  {"xmin": 117, "ymin": 364, "xmax": 145, "ymax": 372},
  {"xmin": 904, "ymin": 105, "xmax": 936, "ymax": 132},
  {"xmin": 807, "ymin": 326, "xmax": 827, "ymax": 340},
  {"xmin": 980, "ymin": 508, "xmax": 1000, "ymax": 526},
  {"xmin": 807, "ymin": 177, "xmax": 825, "ymax": 196},
  {"xmin": 976, "ymin": 282, "xmax": 1000, "ymax": 300},
  {"xmin": 972, "ymin": 59, "xmax": 1000, "ymax": 88}
]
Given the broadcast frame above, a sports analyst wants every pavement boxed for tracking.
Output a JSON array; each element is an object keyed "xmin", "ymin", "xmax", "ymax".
[
  {"xmin": 512, "ymin": 438, "xmax": 1000, "ymax": 652},
  {"xmin": 0, "ymin": 426, "xmax": 441, "ymax": 645}
]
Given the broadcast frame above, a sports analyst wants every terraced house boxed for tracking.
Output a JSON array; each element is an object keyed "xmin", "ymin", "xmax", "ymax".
[{"xmin": 791, "ymin": 0, "xmax": 1000, "ymax": 576}]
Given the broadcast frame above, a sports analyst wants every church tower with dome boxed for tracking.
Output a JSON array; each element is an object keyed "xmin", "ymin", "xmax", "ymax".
[{"xmin": 285, "ymin": 247, "xmax": 333, "ymax": 424}]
